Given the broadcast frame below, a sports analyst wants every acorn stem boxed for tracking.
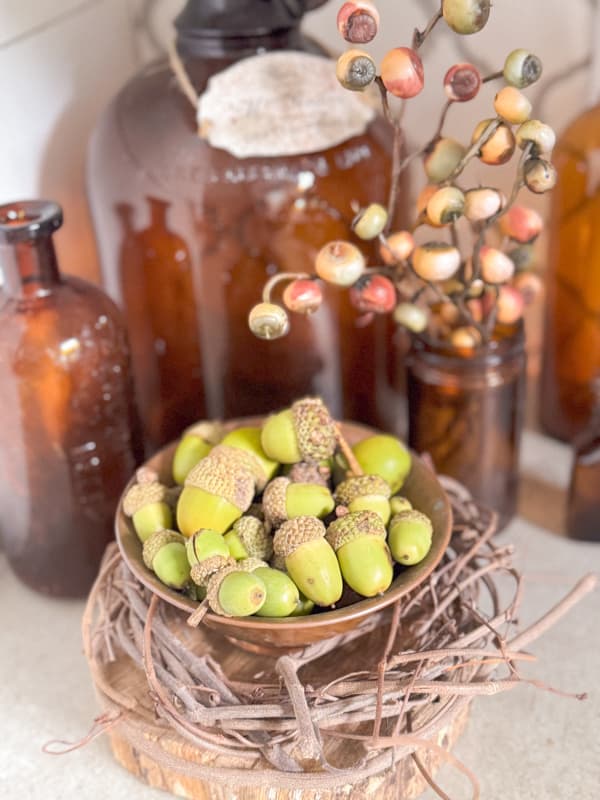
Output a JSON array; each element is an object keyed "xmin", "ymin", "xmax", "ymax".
[
  {"xmin": 186, "ymin": 597, "xmax": 209, "ymax": 628},
  {"xmin": 334, "ymin": 422, "xmax": 364, "ymax": 477},
  {"xmin": 262, "ymin": 272, "xmax": 312, "ymax": 303}
]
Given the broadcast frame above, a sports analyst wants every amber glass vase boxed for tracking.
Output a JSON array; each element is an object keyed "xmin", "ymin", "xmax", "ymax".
[
  {"xmin": 406, "ymin": 327, "xmax": 526, "ymax": 524},
  {"xmin": 540, "ymin": 101, "xmax": 600, "ymax": 441},
  {"xmin": 0, "ymin": 201, "xmax": 142, "ymax": 597},
  {"xmin": 88, "ymin": 0, "xmax": 405, "ymax": 452}
]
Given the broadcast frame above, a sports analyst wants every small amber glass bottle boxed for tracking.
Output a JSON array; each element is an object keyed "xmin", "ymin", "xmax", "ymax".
[
  {"xmin": 0, "ymin": 201, "xmax": 143, "ymax": 597},
  {"xmin": 540, "ymin": 100, "xmax": 600, "ymax": 441},
  {"xmin": 88, "ymin": 0, "xmax": 404, "ymax": 452},
  {"xmin": 567, "ymin": 383, "xmax": 600, "ymax": 541},
  {"xmin": 406, "ymin": 326, "xmax": 526, "ymax": 525}
]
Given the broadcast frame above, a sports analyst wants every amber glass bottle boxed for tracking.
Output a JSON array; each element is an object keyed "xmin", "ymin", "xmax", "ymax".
[
  {"xmin": 566, "ymin": 380, "xmax": 600, "ymax": 541},
  {"xmin": 540, "ymin": 101, "xmax": 600, "ymax": 441},
  {"xmin": 0, "ymin": 201, "xmax": 142, "ymax": 597},
  {"xmin": 88, "ymin": 0, "xmax": 403, "ymax": 452},
  {"xmin": 406, "ymin": 326, "xmax": 526, "ymax": 526}
]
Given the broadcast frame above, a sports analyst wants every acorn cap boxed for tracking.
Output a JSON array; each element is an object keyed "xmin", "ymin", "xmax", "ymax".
[
  {"xmin": 334, "ymin": 475, "xmax": 391, "ymax": 505},
  {"xmin": 207, "ymin": 443, "xmax": 268, "ymax": 489},
  {"xmin": 270, "ymin": 552, "xmax": 287, "ymax": 571},
  {"xmin": 143, "ymin": 529, "xmax": 185, "ymax": 570},
  {"xmin": 273, "ymin": 516, "xmax": 326, "ymax": 559},
  {"xmin": 389, "ymin": 508, "xmax": 433, "ymax": 533},
  {"xmin": 232, "ymin": 516, "xmax": 273, "ymax": 560},
  {"xmin": 292, "ymin": 397, "xmax": 337, "ymax": 463},
  {"xmin": 262, "ymin": 477, "xmax": 290, "ymax": 527},
  {"xmin": 237, "ymin": 557, "xmax": 269, "ymax": 572},
  {"xmin": 190, "ymin": 555, "xmax": 236, "ymax": 587},
  {"xmin": 326, "ymin": 510, "xmax": 386, "ymax": 551},
  {"xmin": 123, "ymin": 482, "xmax": 169, "ymax": 517},
  {"xmin": 185, "ymin": 457, "xmax": 255, "ymax": 512},
  {"xmin": 287, "ymin": 461, "xmax": 331, "ymax": 486},
  {"xmin": 182, "ymin": 420, "xmax": 224, "ymax": 443}
]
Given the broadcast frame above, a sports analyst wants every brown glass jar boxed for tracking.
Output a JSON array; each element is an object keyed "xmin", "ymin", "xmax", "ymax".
[
  {"xmin": 406, "ymin": 327, "xmax": 526, "ymax": 524},
  {"xmin": 87, "ymin": 0, "xmax": 404, "ymax": 453},
  {"xmin": 0, "ymin": 201, "xmax": 142, "ymax": 597},
  {"xmin": 540, "ymin": 101, "xmax": 600, "ymax": 441}
]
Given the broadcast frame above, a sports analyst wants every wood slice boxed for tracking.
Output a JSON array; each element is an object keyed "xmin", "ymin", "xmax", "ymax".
[{"xmin": 91, "ymin": 608, "xmax": 470, "ymax": 800}]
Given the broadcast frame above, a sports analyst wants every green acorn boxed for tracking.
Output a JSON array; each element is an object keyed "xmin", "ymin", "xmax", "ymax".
[
  {"xmin": 326, "ymin": 511, "xmax": 393, "ymax": 597},
  {"xmin": 122, "ymin": 478, "xmax": 173, "ymax": 543},
  {"xmin": 142, "ymin": 530, "xmax": 190, "ymax": 589},
  {"xmin": 263, "ymin": 477, "xmax": 335, "ymax": 527},
  {"xmin": 351, "ymin": 434, "xmax": 411, "ymax": 493},
  {"xmin": 186, "ymin": 528, "xmax": 230, "ymax": 565},
  {"xmin": 261, "ymin": 397, "xmax": 337, "ymax": 464},
  {"xmin": 206, "ymin": 565, "xmax": 267, "ymax": 617},
  {"xmin": 334, "ymin": 475, "xmax": 392, "ymax": 524},
  {"xmin": 388, "ymin": 510, "xmax": 433, "ymax": 566},
  {"xmin": 273, "ymin": 516, "xmax": 343, "ymax": 607},
  {"xmin": 289, "ymin": 593, "xmax": 316, "ymax": 616},
  {"xmin": 223, "ymin": 516, "xmax": 273, "ymax": 561},
  {"xmin": 252, "ymin": 566, "xmax": 300, "ymax": 617},
  {"xmin": 220, "ymin": 426, "xmax": 279, "ymax": 489},
  {"xmin": 390, "ymin": 496, "xmax": 413, "ymax": 516},
  {"xmin": 177, "ymin": 455, "xmax": 255, "ymax": 536},
  {"xmin": 172, "ymin": 421, "xmax": 222, "ymax": 485}
]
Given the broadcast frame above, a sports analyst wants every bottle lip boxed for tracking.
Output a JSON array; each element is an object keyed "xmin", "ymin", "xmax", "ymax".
[
  {"xmin": 409, "ymin": 322, "xmax": 526, "ymax": 369},
  {"xmin": 0, "ymin": 200, "xmax": 63, "ymax": 244}
]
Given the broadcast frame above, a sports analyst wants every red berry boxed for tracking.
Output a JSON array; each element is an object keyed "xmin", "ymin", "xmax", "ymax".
[
  {"xmin": 349, "ymin": 274, "xmax": 396, "ymax": 314},
  {"xmin": 499, "ymin": 206, "xmax": 543, "ymax": 243},
  {"xmin": 337, "ymin": 2, "xmax": 380, "ymax": 44},
  {"xmin": 444, "ymin": 63, "xmax": 481, "ymax": 102},
  {"xmin": 380, "ymin": 47, "xmax": 424, "ymax": 99},
  {"xmin": 282, "ymin": 279, "xmax": 323, "ymax": 314}
]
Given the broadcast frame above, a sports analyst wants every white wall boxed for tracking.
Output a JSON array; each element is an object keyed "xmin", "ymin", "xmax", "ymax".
[{"xmin": 0, "ymin": 0, "xmax": 596, "ymax": 289}]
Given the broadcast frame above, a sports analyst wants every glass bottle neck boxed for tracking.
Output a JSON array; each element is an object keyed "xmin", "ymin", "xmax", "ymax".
[
  {"xmin": 174, "ymin": 0, "xmax": 311, "ymax": 58},
  {"xmin": 1, "ymin": 236, "xmax": 61, "ymax": 301}
]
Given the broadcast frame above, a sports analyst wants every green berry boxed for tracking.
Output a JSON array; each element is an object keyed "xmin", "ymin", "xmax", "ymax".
[
  {"xmin": 353, "ymin": 203, "xmax": 388, "ymax": 240},
  {"xmin": 253, "ymin": 567, "xmax": 300, "ymax": 617},
  {"xmin": 423, "ymin": 137, "xmax": 466, "ymax": 182},
  {"xmin": 248, "ymin": 302, "xmax": 289, "ymax": 340},
  {"xmin": 335, "ymin": 48, "xmax": 377, "ymax": 91},
  {"xmin": 388, "ymin": 510, "xmax": 433, "ymax": 566},
  {"xmin": 442, "ymin": 0, "xmax": 491, "ymax": 35},
  {"xmin": 503, "ymin": 49, "xmax": 542, "ymax": 89}
]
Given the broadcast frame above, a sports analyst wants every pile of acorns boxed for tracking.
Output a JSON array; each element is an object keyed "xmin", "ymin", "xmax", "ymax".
[{"xmin": 122, "ymin": 398, "xmax": 434, "ymax": 618}]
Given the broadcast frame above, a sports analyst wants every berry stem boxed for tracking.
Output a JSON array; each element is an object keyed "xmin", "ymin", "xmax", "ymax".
[
  {"xmin": 261, "ymin": 272, "xmax": 313, "ymax": 303},
  {"xmin": 481, "ymin": 70, "xmax": 504, "ymax": 84},
  {"xmin": 412, "ymin": 8, "xmax": 443, "ymax": 50},
  {"xmin": 445, "ymin": 118, "xmax": 501, "ymax": 183}
]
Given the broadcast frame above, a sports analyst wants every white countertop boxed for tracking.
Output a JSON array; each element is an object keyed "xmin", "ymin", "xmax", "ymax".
[{"xmin": 1, "ymin": 432, "xmax": 599, "ymax": 800}]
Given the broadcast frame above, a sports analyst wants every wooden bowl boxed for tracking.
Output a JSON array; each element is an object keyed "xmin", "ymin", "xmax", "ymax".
[{"xmin": 115, "ymin": 420, "xmax": 452, "ymax": 651}]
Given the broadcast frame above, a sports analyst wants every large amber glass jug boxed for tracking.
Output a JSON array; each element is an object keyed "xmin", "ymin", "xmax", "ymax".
[
  {"xmin": 0, "ymin": 201, "xmax": 142, "ymax": 597},
  {"xmin": 88, "ymin": 0, "xmax": 403, "ymax": 452},
  {"xmin": 540, "ymin": 102, "xmax": 600, "ymax": 441}
]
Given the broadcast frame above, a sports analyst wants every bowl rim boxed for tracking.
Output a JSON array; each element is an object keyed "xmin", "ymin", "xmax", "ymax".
[{"xmin": 115, "ymin": 420, "xmax": 453, "ymax": 632}]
